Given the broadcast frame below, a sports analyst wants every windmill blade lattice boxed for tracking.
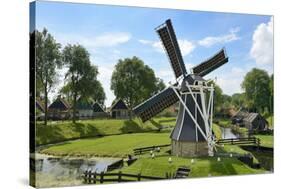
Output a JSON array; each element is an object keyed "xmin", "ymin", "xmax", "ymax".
[
  {"xmin": 133, "ymin": 87, "xmax": 179, "ymax": 122},
  {"xmin": 156, "ymin": 19, "xmax": 187, "ymax": 80},
  {"xmin": 192, "ymin": 48, "xmax": 228, "ymax": 77}
]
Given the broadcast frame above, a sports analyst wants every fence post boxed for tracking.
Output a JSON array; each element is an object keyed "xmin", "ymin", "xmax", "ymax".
[
  {"xmin": 88, "ymin": 170, "xmax": 92, "ymax": 184},
  {"xmin": 231, "ymin": 138, "xmax": 233, "ymax": 145},
  {"xmin": 118, "ymin": 171, "xmax": 122, "ymax": 182},
  {"xmin": 93, "ymin": 171, "xmax": 96, "ymax": 184},
  {"xmin": 100, "ymin": 172, "xmax": 104, "ymax": 184},
  {"xmin": 84, "ymin": 170, "xmax": 88, "ymax": 183},
  {"xmin": 138, "ymin": 173, "xmax": 141, "ymax": 181}
]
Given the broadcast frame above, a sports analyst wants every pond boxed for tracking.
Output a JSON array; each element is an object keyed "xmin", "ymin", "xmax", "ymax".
[
  {"xmin": 220, "ymin": 127, "xmax": 240, "ymax": 139},
  {"xmin": 33, "ymin": 153, "xmax": 120, "ymax": 187}
]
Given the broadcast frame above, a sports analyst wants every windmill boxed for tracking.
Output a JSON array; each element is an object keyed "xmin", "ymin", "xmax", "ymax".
[{"xmin": 133, "ymin": 19, "xmax": 229, "ymax": 157}]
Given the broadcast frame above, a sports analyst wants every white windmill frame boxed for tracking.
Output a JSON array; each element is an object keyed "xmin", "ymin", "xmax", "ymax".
[{"xmin": 171, "ymin": 80, "xmax": 215, "ymax": 156}]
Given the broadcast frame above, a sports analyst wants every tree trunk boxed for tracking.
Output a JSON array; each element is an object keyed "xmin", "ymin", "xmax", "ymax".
[
  {"xmin": 44, "ymin": 84, "xmax": 48, "ymax": 126},
  {"xmin": 72, "ymin": 92, "xmax": 77, "ymax": 123},
  {"xmin": 129, "ymin": 108, "xmax": 132, "ymax": 120}
]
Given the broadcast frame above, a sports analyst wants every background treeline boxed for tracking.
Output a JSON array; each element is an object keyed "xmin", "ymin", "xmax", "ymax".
[
  {"xmin": 34, "ymin": 29, "xmax": 165, "ymax": 125},
  {"xmin": 34, "ymin": 28, "xmax": 273, "ymax": 125}
]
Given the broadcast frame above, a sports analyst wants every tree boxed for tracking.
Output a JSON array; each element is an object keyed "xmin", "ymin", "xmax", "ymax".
[
  {"xmin": 154, "ymin": 78, "xmax": 166, "ymax": 95},
  {"xmin": 111, "ymin": 56, "xmax": 160, "ymax": 117},
  {"xmin": 62, "ymin": 44, "xmax": 101, "ymax": 123},
  {"xmin": 241, "ymin": 68, "xmax": 271, "ymax": 113},
  {"xmin": 35, "ymin": 28, "xmax": 62, "ymax": 125},
  {"xmin": 231, "ymin": 93, "xmax": 246, "ymax": 109},
  {"xmin": 91, "ymin": 80, "xmax": 106, "ymax": 105},
  {"xmin": 269, "ymin": 74, "xmax": 273, "ymax": 114},
  {"xmin": 59, "ymin": 80, "xmax": 105, "ymax": 106},
  {"xmin": 59, "ymin": 82, "xmax": 73, "ymax": 103},
  {"xmin": 212, "ymin": 82, "xmax": 223, "ymax": 113}
]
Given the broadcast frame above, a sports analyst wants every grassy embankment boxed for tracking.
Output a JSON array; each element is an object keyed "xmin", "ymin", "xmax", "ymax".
[
  {"xmin": 36, "ymin": 117, "xmax": 176, "ymax": 145},
  {"xmin": 40, "ymin": 133, "xmax": 170, "ymax": 157},
  {"xmin": 41, "ymin": 132, "xmax": 265, "ymax": 177},
  {"xmin": 113, "ymin": 156, "xmax": 265, "ymax": 178},
  {"xmin": 254, "ymin": 135, "xmax": 273, "ymax": 148},
  {"xmin": 266, "ymin": 115, "xmax": 274, "ymax": 129},
  {"xmin": 40, "ymin": 120, "xmax": 266, "ymax": 177}
]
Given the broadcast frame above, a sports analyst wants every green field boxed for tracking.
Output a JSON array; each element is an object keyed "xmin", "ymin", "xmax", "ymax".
[
  {"xmin": 114, "ymin": 155, "xmax": 264, "ymax": 178},
  {"xmin": 212, "ymin": 123, "xmax": 222, "ymax": 140},
  {"xmin": 40, "ymin": 133, "xmax": 170, "ymax": 157},
  {"xmin": 217, "ymin": 118, "xmax": 232, "ymax": 128},
  {"xmin": 254, "ymin": 134, "xmax": 274, "ymax": 148},
  {"xmin": 39, "ymin": 123, "xmax": 269, "ymax": 178},
  {"xmin": 266, "ymin": 116, "xmax": 274, "ymax": 129},
  {"xmin": 36, "ymin": 117, "xmax": 175, "ymax": 145}
]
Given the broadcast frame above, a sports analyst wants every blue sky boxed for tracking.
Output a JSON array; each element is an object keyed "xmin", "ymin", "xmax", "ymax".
[{"xmin": 34, "ymin": 1, "xmax": 273, "ymax": 107}]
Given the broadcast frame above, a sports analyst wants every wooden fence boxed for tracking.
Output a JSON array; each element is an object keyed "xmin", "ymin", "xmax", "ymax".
[
  {"xmin": 83, "ymin": 171, "xmax": 166, "ymax": 184},
  {"xmin": 133, "ymin": 144, "xmax": 170, "ymax": 155},
  {"xmin": 216, "ymin": 137, "xmax": 260, "ymax": 146}
]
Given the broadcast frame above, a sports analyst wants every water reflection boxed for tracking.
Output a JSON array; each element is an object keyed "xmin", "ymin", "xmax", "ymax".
[
  {"xmin": 35, "ymin": 154, "xmax": 119, "ymax": 181},
  {"xmin": 220, "ymin": 127, "xmax": 239, "ymax": 139}
]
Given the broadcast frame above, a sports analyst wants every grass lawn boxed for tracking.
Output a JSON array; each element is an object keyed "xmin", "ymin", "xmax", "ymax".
[
  {"xmin": 266, "ymin": 116, "xmax": 274, "ymax": 129},
  {"xmin": 36, "ymin": 117, "xmax": 175, "ymax": 145},
  {"xmin": 216, "ymin": 118, "xmax": 232, "ymax": 128},
  {"xmin": 254, "ymin": 134, "xmax": 273, "ymax": 148},
  {"xmin": 40, "ymin": 133, "xmax": 171, "ymax": 157},
  {"xmin": 113, "ymin": 155, "xmax": 265, "ymax": 178},
  {"xmin": 212, "ymin": 123, "xmax": 222, "ymax": 140}
]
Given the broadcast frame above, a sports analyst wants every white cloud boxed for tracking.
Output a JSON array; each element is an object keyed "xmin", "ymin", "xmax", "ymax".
[
  {"xmin": 250, "ymin": 17, "xmax": 273, "ymax": 73},
  {"xmin": 93, "ymin": 32, "xmax": 131, "ymax": 47},
  {"xmin": 178, "ymin": 40, "xmax": 196, "ymax": 56},
  {"xmin": 198, "ymin": 27, "xmax": 240, "ymax": 47},
  {"xmin": 96, "ymin": 64, "xmax": 115, "ymax": 107},
  {"xmin": 155, "ymin": 69, "xmax": 175, "ymax": 86},
  {"xmin": 138, "ymin": 39, "xmax": 195, "ymax": 56},
  {"xmin": 54, "ymin": 32, "xmax": 131, "ymax": 49},
  {"xmin": 207, "ymin": 66, "xmax": 246, "ymax": 95}
]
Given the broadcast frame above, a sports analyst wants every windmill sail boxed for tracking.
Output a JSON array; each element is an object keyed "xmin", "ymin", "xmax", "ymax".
[
  {"xmin": 192, "ymin": 48, "xmax": 228, "ymax": 77},
  {"xmin": 156, "ymin": 19, "xmax": 187, "ymax": 79},
  {"xmin": 133, "ymin": 87, "xmax": 179, "ymax": 122}
]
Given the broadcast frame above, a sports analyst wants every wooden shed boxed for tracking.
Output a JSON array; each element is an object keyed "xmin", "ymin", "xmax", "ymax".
[
  {"xmin": 48, "ymin": 97, "xmax": 70, "ymax": 120},
  {"xmin": 92, "ymin": 102, "xmax": 108, "ymax": 118},
  {"xmin": 76, "ymin": 98, "xmax": 93, "ymax": 119},
  {"xmin": 243, "ymin": 113, "xmax": 268, "ymax": 131},
  {"xmin": 110, "ymin": 99, "xmax": 129, "ymax": 119},
  {"xmin": 232, "ymin": 109, "xmax": 268, "ymax": 131}
]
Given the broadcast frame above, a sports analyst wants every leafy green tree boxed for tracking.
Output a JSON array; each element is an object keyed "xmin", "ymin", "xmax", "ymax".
[
  {"xmin": 111, "ymin": 56, "xmax": 160, "ymax": 117},
  {"xmin": 91, "ymin": 80, "xmax": 106, "ymax": 105},
  {"xmin": 269, "ymin": 74, "xmax": 273, "ymax": 114},
  {"xmin": 35, "ymin": 28, "xmax": 62, "ymax": 125},
  {"xmin": 213, "ymin": 82, "xmax": 223, "ymax": 113},
  {"xmin": 60, "ymin": 80, "xmax": 105, "ymax": 107},
  {"xmin": 154, "ymin": 78, "xmax": 166, "ymax": 95},
  {"xmin": 231, "ymin": 93, "xmax": 244, "ymax": 108},
  {"xmin": 241, "ymin": 68, "xmax": 270, "ymax": 113},
  {"xmin": 59, "ymin": 82, "xmax": 73, "ymax": 103},
  {"xmin": 62, "ymin": 44, "xmax": 101, "ymax": 123}
]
